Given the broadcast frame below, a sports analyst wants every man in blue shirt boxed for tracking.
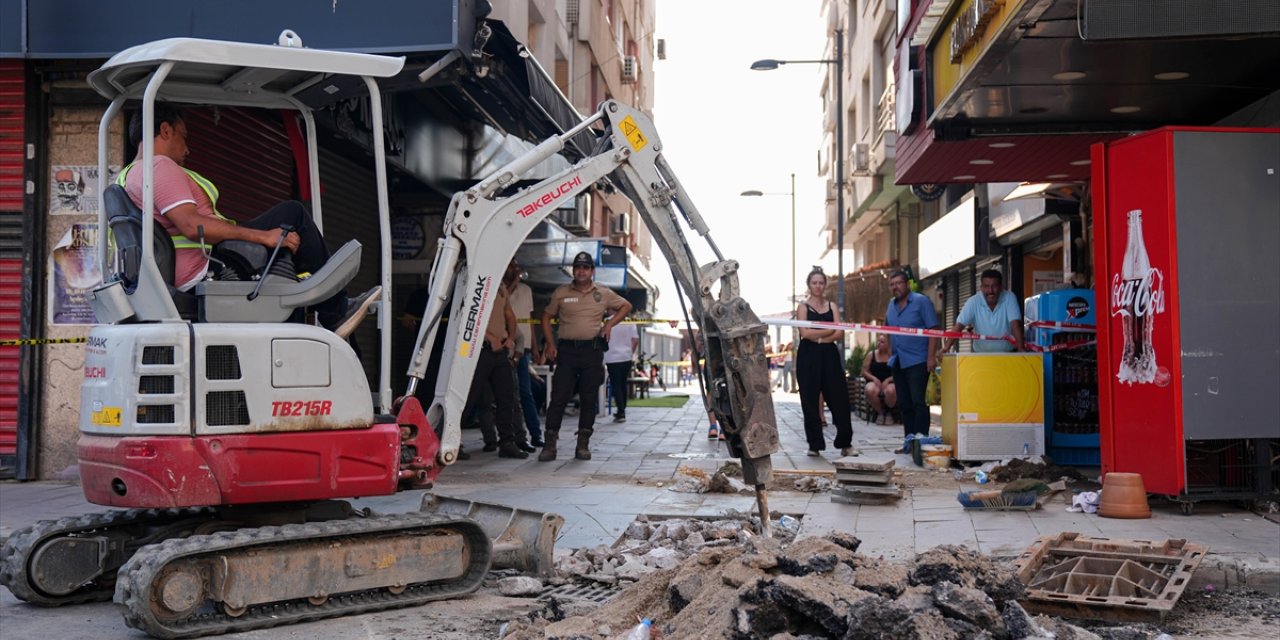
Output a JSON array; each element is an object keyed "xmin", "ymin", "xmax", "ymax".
[
  {"xmin": 947, "ymin": 270, "xmax": 1024, "ymax": 353},
  {"xmin": 885, "ymin": 270, "xmax": 939, "ymax": 442}
]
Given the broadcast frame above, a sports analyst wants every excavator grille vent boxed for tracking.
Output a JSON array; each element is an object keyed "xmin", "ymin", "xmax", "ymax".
[
  {"xmin": 137, "ymin": 404, "xmax": 175, "ymax": 424},
  {"xmin": 206, "ymin": 345, "xmax": 242, "ymax": 380},
  {"xmin": 138, "ymin": 375, "xmax": 175, "ymax": 394},
  {"xmin": 206, "ymin": 391, "xmax": 250, "ymax": 426},
  {"xmin": 141, "ymin": 346, "xmax": 175, "ymax": 365}
]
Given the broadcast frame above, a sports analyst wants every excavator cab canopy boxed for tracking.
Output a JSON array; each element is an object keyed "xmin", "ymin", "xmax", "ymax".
[{"xmin": 86, "ymin": 30, "xmax": 406, "ymax": 411}]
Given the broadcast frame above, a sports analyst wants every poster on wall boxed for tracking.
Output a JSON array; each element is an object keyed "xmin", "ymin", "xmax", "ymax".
[
  {"xmin": 1032, "ymin": 270, "xmax": 1063, "ymax": 294},
  {"xmin": 49, "ymin": 165, "xmax": 118, "ymax": 215},
  {"xmin": 48, "ymin": 223, "xmax": 103, "ymax": 325}
]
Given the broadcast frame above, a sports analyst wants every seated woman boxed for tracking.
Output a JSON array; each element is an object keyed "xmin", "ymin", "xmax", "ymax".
[{"xmin": 861, "ymin": 334, "xmax": 897, "ymax": 424}]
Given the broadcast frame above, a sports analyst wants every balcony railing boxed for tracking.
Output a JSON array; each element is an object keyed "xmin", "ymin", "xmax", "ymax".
[{"xmin": 876, "ymin": 83, "xmax": 896, "ymax": 138}]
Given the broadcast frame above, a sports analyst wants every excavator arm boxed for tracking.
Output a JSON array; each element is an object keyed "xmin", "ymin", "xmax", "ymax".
[{"xmin": 397, "ymin": 100, "xmax": 780, "ymax": 529}]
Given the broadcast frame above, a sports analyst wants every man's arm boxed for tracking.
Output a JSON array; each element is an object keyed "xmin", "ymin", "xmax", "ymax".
[
  {"xmin": 164, "ymin": 203, "xmax": 300, "ymax": 253},
  {"xmin": 1010, "ymin": 319, "xmax": 1025, "ymax": 352},
  {"xmin": 540, "ymin": 310, "xmax": 557, "ymax": 363},
  {"xmin": 503, "ymin": 303, "xmax": 517, "ymax": 350},
  {"xmin": 924, "ymin": 296, "xmax": 941, "ymax": 371},
  {"xmin": 945, "ymin": 321, "xmax": 969, "ymax": 352},
  {"xmin": 600, "ymin": 300, "xmax": 633, "ymax": 340}
]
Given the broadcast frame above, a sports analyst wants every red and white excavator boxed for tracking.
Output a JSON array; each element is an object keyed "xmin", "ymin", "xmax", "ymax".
[{"xmin": 0, "ymin": 32, "xmax": 779, "ymax": 638}]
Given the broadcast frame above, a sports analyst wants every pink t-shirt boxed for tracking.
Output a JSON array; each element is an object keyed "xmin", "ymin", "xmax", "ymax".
[{"xmin": 123, "ymin": 155, "xmax": 215, "ymax": 290}]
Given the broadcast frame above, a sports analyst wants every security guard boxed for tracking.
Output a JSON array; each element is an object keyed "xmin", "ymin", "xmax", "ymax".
[{"xmin": 539, "ymin": 251, "xmax": 633, "ymax": 461}]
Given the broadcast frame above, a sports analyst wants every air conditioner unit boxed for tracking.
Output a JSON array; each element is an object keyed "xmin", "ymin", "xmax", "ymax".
[
  {"xmin": 556, "ymin": 197, "xmax": 589, "ymax": 232},
  {"xmin": 656, "ymin": 39, "xmax": 667, "ymax": 60},
  {"xmin": 566, "ymin": 0, "xmax": 579, "ymax": 25},
  {"xmin": 852, "ymin": 143, "xmax": 871, "ymax": 175},
  {"xmin": 612, "ymin": 212, "xmax": 632, "ymax": 236},
  {"xmin": 621, "ymin": 55, "xmax": 638, "ymax": 83}
]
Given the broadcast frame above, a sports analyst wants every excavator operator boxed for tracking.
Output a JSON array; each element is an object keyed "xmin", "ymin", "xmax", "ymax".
[{"xmin": 121, "ymin": 102, "xmax": 379, "ymax": 338}]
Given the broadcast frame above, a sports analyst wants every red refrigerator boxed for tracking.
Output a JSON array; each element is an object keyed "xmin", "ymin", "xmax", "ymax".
[{"xmin": 1091, "ymin": 127, "xmax": 1280, "ymax": 513}]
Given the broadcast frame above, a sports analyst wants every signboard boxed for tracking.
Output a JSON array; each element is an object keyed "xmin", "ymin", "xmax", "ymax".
[
  {"xmin": 390, "ymin": 217, "xmax": 426, "ymax": 260},
  {"xmin": 929, "ymin": 0, "xmax": 1024, "ymax": 113},
  {"xmin": 917, "ymin": 194, "xmax": 975, "ymax": 278}
]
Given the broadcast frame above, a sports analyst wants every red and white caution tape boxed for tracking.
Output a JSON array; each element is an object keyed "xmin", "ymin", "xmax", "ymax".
[
  {"xmin": 765, "ymin": 318, "xmax": 1095, "ymax": 354},
  {"xmin": 1025, "ymin": 320, "xmax": 1096, "ymax": 332}
]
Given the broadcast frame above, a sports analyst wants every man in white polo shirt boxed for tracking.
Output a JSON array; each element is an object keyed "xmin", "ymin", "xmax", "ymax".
[{"xmin": 947, "ymin": 269, "xmax": 1024, "ymax": 352}]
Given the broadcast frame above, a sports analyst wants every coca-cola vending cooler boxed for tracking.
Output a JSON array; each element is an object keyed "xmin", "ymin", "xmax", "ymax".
[{"xmin": 1092, "ymin": 127, "xmax": 1280, "ymax": 514}]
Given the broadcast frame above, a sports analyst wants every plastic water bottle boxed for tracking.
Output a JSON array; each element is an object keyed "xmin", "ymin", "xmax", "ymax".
[
  {"xmin": 777, "ymin": 515, "xmax": 800, "ymax": 532},
  {"xmin": 1022, "ymin": 442, "xmax": 1030, "ymax": 456},
  {"xmin": 626, "ymin": 618, "xmax": 653, "ymax": 640},
  {"xmin": 975, "ymin": 470, "xmax": 988, "ymax": 484}
]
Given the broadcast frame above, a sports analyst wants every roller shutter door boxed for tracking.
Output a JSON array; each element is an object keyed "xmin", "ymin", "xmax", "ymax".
[
  {"xmin": 180, "ymin": 107, "xmax": 294, "ymax": 221},
  {"xmin": 316, "ymin": 147, "xmax": 381, "ymax": 386},
  {"xmin": 0, "ymin": 61, "xmax": 24, "ymax": 467}
]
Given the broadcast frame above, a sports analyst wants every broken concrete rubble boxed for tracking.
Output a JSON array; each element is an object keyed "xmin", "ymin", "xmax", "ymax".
[
  {"xmin": 504, "ymin": 525, "xmax": 1127, "ymax": 640},
  {"xmin": 498, "ymin": 576, "xmax": 545, "ymax": 597}
]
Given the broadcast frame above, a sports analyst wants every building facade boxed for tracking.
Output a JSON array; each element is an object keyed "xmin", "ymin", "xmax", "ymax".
[
  {"xmin": 491, "ymin": 0, "xmax": 659, "ymax": 303},
  {"xmin": 818, "ymin": 0, "xmax": 928, "ymax": 329},
  {"xmin": 0, "ymin": 0, "xmax": 657, "ymax": 479}
]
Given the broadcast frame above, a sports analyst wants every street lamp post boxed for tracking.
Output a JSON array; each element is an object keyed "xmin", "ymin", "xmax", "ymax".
[
  {"xmin": 751, "ymin": 28, "xmax": 845, "ymax": 314},
  {"xmin": 740, "ymin": 173, "xmax": 797, "ymax": 309}
]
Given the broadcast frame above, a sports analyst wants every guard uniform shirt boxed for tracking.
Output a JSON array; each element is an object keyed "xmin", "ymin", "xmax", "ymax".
[
  {"xmin": 546, "ymin": 283, "xmax": 626, "ymax": 340},
  {"xmin": 486, "ymin": 283, "xmax": 512, "ymax": 343}
]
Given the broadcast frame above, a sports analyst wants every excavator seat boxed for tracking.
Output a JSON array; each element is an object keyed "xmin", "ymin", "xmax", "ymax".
[
  {"xmin": 101, "ymin": 184, "xmax": 363, "ymax": 324},
  {"xmin": 103, "ymin": 184, "xmax": 199, "ymax": 320}
]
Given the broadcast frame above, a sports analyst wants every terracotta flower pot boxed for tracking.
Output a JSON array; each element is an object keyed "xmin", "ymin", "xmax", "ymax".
[{"xmin": 1098, "ymin": 472, "xmax": 1152, "ymax": 519}]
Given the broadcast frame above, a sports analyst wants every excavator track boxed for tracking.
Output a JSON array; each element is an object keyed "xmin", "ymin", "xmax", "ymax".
[
  {"xmin": 0, "ymin": 508, "xmax": 219, "ymax": 607},
  {"xmin": 115, "ymin": 512, "xmax": 492, "ymax": 639}
]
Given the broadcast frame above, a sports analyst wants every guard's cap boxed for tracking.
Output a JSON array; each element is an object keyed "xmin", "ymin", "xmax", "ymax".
[{"xmin": 572, "ymin": 251, "xmax": 595, "ymax": 268}]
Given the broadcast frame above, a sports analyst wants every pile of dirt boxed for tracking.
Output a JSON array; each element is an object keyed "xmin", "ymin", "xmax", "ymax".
[
  {"xmin": 1158, "ymin": 586, "xmax": 1280, "ymax": 636},
  {"xmin": 503, "ymin": 532, "xmax": 1134, "ymax": 639},
  {"xmin": 990, "ymin": 457, "xmax": 1089, "ymax": 484}
]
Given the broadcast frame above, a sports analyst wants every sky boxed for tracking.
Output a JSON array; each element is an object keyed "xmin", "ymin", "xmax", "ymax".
[{"xmin": 644, "ymin": 0, "xmax": 833, "ymax": 321}]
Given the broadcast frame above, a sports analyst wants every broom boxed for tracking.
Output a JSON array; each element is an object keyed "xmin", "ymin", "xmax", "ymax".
[{"xmin": 956, "ymin": 489, "xmax": 1038, "ymax": 510}]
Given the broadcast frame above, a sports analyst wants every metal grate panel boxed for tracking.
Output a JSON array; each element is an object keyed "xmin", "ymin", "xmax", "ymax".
[
  {"xmin": 138, "ymin": 375, "xmax": 175, "ymax": 395},
  {"xmin": 206, "ymin": 390, "xmax": 249, "ymax": 426},
  {"xmin": 538, "ymin": 582, "xmax": 621, "ymax": 604},
  {"xmin": 205, "ymin": 345, "xmax": 242, "ymax": 380},
  {"xmin": 136, "ymin": 404, "xmax": 175, "ymax": 424},
  {"xmin": 1083, "ymin": 0, "xmax": 1280, "ymax": 39},
  {"xmin": 141, "ymin": 346, "xmax": 175, "ymax": 365}
]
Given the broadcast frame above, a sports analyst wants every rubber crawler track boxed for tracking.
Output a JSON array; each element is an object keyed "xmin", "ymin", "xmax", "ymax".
[
  {"xmin": 0, "ymin": 508, "xmax": 217, "ymax": 607},
  {"xmin": 115, "ymin": 512, "xmax": 492, "ymax": 639}
]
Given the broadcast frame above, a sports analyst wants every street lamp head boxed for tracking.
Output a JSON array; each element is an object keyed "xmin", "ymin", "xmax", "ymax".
[
  {"xmin": 750, "ymin": 59, "xmax": 782, "ymax": 71},
  {"xmin": 740, "ymin": 190, "xmax": 764, "ymax": 197}
]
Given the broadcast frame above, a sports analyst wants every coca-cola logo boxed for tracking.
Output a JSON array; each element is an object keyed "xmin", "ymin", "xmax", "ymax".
[{"xmin": 1110, "ymin": 269, "xmax": 1165, "ymax": 319}]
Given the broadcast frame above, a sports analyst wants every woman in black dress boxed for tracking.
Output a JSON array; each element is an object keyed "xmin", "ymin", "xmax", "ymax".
[
  {"xmin": 795, "ymin": 268, "xmax": 856, "ymax": 457},
  {"xmin": 861, "ymin": 333, "xmax": 897, "ymax": 424}
]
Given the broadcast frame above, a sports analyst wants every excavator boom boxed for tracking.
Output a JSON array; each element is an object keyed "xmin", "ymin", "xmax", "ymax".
[{"xmin": 399, "ymin": 100, "xmax": 781, "ymax": 528}]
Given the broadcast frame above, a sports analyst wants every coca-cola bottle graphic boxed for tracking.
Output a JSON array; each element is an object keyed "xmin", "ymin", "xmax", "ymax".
[{"xmin": 1114, "ymin": 209, "xmax": 1162, "ymax": 384}]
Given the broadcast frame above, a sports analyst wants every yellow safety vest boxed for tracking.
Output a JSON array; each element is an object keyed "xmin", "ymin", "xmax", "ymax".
[{"xmin": 116, "ymin": 162, "xmax": 235, "ymax": 250}]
